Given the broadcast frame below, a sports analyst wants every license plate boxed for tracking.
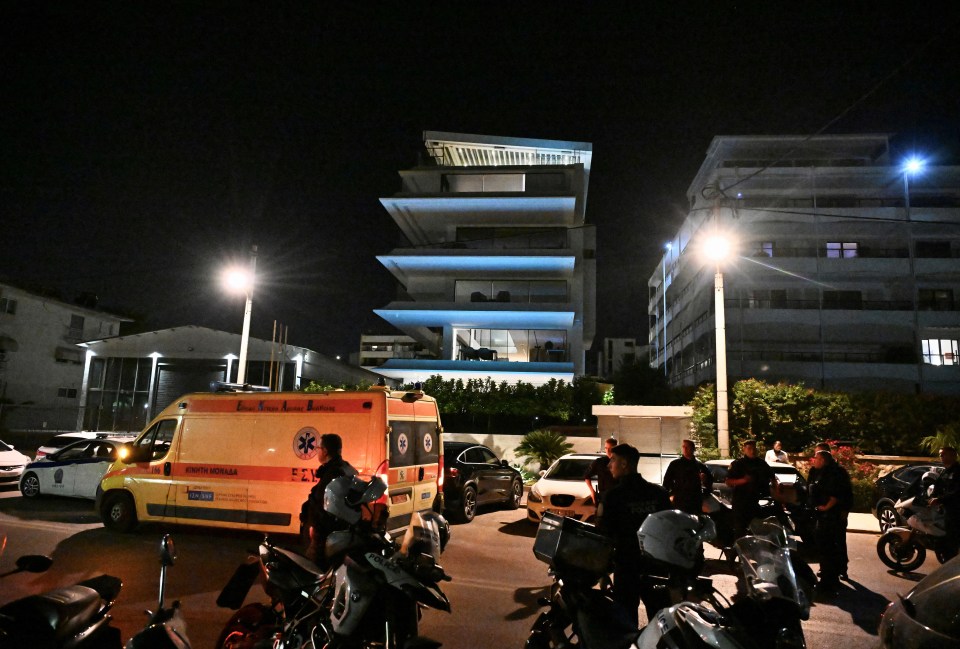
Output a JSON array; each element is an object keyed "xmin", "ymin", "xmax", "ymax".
[{"xmin": 546, "ymin": 509, "xmax": 574, "ymax": 517}]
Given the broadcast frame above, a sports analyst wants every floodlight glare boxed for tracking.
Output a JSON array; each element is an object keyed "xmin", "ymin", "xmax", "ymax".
[
  {"xmin": 903, "ymin": 157, "xmax": 925, "ymax": 175},
  {"xmin": 704, "ymin": 235, "xmax": 731, "ymax": 263},
  {"xmin": 222, "ymin": 267, "xmax": 254, "ymax": 294}
]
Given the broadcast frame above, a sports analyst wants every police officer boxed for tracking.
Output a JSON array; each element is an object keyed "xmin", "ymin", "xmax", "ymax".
[
  {"xmin": 724, "ymin": 439, "xmax": 772, "ymax": 538},
  {"xmin": 929, "ymin": 446, "xmax": 960, "ymax": 560},
  {"xmin": 301, "ymin": 433, "xmax": 357, "ymax": 567},
  {"xmin": 584, "ymin": 436, "xmax": 618, "ymax": 509},
  {"xmin": 598, "ymin": 443, "xmax": 671, "ymax": 626},
  {"xmin": 663, "ymin": 439, "xmax": 713, "ymax": 515},
  {"xmin": 808, "ymin": 450, "xmax": 852, "ymax": 595}
]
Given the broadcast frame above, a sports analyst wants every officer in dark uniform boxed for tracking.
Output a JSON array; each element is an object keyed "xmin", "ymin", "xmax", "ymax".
[
  {"xmin": 930, "ymin": 446, "xmax": 960, "ymax": 560},
  {"xmin": 598, "ymin": 443, "xmax": 671, "ymax": 626},
  {"xmin": 663, "ymin": 438, "xmax": 713, "ymax": 515},
  {"xmin": 301, "ymin": 433, "xmax": 357, "ymax": 568},
  {"xmin": 808, "ymin": 450, "xmax": 852, "ymax": 595},
  {"xmin": 725, "ymin": 439, "xmax": 772, "ymax": 538}
]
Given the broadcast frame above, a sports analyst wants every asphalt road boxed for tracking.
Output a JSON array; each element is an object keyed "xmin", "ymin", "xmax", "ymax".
[{"xmin": 0, "ymin": 484, "xmax": 934, "ymax": 648}]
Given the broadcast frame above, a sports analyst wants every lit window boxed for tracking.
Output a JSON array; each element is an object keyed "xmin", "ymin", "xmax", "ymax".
[
  {"xmin": 922, "ymin": 339, "xmax": 959, "ymax": 365},
  {"xmin": 826, "ymin": 242, "xmax": 858, "ymax": 258}
]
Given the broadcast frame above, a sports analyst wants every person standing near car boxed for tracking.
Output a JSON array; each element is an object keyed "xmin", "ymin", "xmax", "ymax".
[
  {"xmin": 584, "ymin": 436, "xmax": 618, "ymax": 509},
  {"xmin": 598, "ymin": 443, "xmax": 671, "ymax": 627},
  {"xmin": 724, "ymin": 439, "xmax": 772, "ymax": 538},
  {"xmin": 663, "ymin": 439, "xmax": 713, "ymax": 515},
  {"xmin": 808, "ymin": 450, "xmax": 852, "ymax": 595},
  {"xmin": 765, "ymin": 440, "xmax": 789, "ymax": 464},
  {"xmin": 929, "ymin": 446, "xmax": 960, "ymax": 560},
  {"xmin": 301, "ymin": 433, "xmax": 357, "ymax": 568}
]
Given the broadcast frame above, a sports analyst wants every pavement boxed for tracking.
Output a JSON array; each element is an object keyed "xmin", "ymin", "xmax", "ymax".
[{"xmin": 847, "ymin": 511, "xmax": 881, "ymax": 534}]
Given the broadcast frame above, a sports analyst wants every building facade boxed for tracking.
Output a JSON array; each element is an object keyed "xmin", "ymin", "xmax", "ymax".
[
  {"xmin": 373, "ymin": 131, "xmax": 596, "ymax": 386},
  {"xmin": 650, "ymin": 134, "xmax": 960, "ymax": 394},
  {"xmin": 77, "ymin": 326, "xmax": 390, "ymax": 433},
  {"xmin": 0, "ymin": 282, "xmax": 129, "ymax": 431},
  {"xmin": 353, "ymin": 333, "xmax": 432, "ymax": 369},
  {"xmin": 597, "ymin": 337, "xmax": 642, "ymax": 379}
]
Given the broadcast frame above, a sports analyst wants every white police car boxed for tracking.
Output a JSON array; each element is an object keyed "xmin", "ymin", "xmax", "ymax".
[{"xmin": 20, "ymin": 438, "xmax": 124, "ymax": 499}]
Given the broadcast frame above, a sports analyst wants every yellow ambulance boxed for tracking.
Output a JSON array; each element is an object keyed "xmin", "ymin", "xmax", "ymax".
[{"xmin": 96, "ymin": 387, "xmax": 443, "ymax": 535}]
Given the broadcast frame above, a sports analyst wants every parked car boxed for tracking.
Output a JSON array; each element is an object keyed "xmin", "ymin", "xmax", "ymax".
[
  {"xmin": 704, "ymin": 458, "xmax": 808, "ymax": 505},
  {"xmin": 442, "ymin": 441, "xmax": 524, "ymax": 523},
  {"xmin": 0, "ymin": 439, "xmax": 31, "ymax": 487},
  {"xmin": 526, "ymin": 453, "xmax": 603, "ymax": 524},
  {"xmin": 878, "ymin": 553, "xmax": 960, "ymax": 648},
  {"xmin": 19, "ymin": 438, "xmax": 124, "ymax": 499},
  {"xmin": 34, "ymin": 431, "xmax": 116, "ymax": 460},
  {"xmin": 873, "ymin": 463, "xmax": 943, "ymax": 532}
]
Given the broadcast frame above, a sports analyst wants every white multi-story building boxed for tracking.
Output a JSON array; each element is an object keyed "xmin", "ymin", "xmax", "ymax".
[
  {"xmin": 373, "ymin": 131, "xmax": 596, "ymax": 386},
  {"xmin": 0, "ymin": 282, "xmax": 129, "ymax": 430},
  {"xmin": 597, "ymin": 337, "xmax": 642, "ymax": 379},
  {"xmin": 650, "ymin": 134, "xmax": 960, "ymax": 394},
  {"xmin": 354, "ymin": 333, "xmax": 432, "ymax": 369}
]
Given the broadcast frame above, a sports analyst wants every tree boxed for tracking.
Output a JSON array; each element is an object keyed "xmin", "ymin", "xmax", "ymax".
[
  {"xmin": 514, "ymin": 429, "xmax": 573, "ymax": 472},
  {"xmin": 608, "ymin": 359, "xmax": 674, "ymax": 405},
  {"xmin": 920, "ymin": 422, "xmax": 960, "ymax": 454}
]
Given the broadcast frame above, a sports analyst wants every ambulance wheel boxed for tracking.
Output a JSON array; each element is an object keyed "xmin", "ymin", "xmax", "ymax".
[
  {"xmin": 450, "ymin": 485, "xmax": 477, "ymax": 524},
  {"xmin": 20, "ymin": 472, "xmax": 40, "ymax": 498},
  {"xmin": 101, "ymin": 491, "xmax": 138, "ymax": 532},
  {"xmin": 506, "ymin": 479, "xmax": 523, "ymax": 510}
]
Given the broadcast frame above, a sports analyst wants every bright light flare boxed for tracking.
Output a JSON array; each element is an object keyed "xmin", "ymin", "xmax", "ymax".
[
  {"xmin": 703, "ymin": 235, "xmax": 732, "ymax": 263},
  {"xmin": 222, "ymin": 266, "xmax": 254, "ymax": 295},
  {"xmin": 903, "ymin": 157, "xmax": 925, "ymax": 175}
]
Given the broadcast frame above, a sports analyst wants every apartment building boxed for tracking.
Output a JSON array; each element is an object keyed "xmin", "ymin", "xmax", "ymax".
[
  {"xmin": 373, "ymin": 131, "xmax": 596, "ymax": 386},
  {"xmin": 597, "ymin": 337, "xmax": 642, "ymax": 379},
  {"xmin": 0, "ymin": 282, "xmax": 129, "ymax": 430},
  {"xmin": 650, "ymin": 134, "xmax": 960, "ymax": 394}
]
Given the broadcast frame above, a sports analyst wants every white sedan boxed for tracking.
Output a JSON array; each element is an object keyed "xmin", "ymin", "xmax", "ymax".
[
  {"xmin": 526, "ymin": 453, "xmax": 604, "ymax": 524},
  {"xmin": 0, "ymin": 439, "xmax": 31, "ymax": 487},
  {"xmin": 19, "ymin": 439, "xmax": 122, "ymax": 499}
]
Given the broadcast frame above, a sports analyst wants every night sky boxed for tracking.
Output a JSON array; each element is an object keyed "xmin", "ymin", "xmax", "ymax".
[{"xmin": 2, "ymin": 4, "xmax": 958, "ymax": 358}]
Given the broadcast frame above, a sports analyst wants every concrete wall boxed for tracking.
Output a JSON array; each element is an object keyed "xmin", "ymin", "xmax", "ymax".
[{"xmin": 444, "ymin": 432, "xmax": 603, "ymax": 468}]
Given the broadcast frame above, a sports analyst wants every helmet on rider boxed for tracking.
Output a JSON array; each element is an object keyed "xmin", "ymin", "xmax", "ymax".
[{"xmin": 637, "ymin": 510, "xmax": 717, "ymax": 571}]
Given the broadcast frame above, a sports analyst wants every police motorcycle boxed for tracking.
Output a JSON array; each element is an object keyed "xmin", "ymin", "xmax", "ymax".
[
  {"xmin": 877, "ymin": 474, "xmax": 952, "ymax": 572},
  {"xmin": 527, "ymin": 512, "xmax": 809, "ymax": 649},
  {"xmin": 635, "ymin": 516, "xmax": 810, "ymax": 649},
  {"xmin": 0, "ymin": 535, "xmax": 123, "ymax": 649},
  {"xmin": 126, "ymin": 534, "xmax": 192, "ymax": 649},
  {"xmin": 526, "ymin": 510, "xmax": 718, "ymax": 649},
  {"xmin": 215, "ymin": 473, "xmax": 451, "ymax": 649}
]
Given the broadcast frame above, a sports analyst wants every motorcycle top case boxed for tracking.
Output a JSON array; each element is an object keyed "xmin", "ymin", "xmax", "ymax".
[{"xmin": 533, "ymin": 512, "xmax": 613, "ymax": 576}]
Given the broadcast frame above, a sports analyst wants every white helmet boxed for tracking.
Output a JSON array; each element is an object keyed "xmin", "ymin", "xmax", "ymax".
[
  {"xmin": 637, "ymin": 510, "xmax": 717, "ymax": 570},
  {"xmin": 324, "ymin": 475, "xmax": 387, "ymax": 524},
  {"xmin": 921, "ymin": 471, "xmax": 939, "ymax": 487}
]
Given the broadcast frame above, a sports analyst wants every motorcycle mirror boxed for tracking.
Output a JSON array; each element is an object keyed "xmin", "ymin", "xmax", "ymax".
[
  {"xmin": 160, "ymin": 534, "xmax": 177, "ymax": 567},
  {"xmin": 15, "ymin": 554, "xmax": 53, "ymax": 573}
]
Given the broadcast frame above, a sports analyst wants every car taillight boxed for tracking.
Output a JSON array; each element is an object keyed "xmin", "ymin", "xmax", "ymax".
[
  {"xmin": 438, "ymin": 455, "xmax": 445, "ymax": 487},
  {"xmin": 447, "ymin": 467, "xmax": 459, "ymax": 478}
]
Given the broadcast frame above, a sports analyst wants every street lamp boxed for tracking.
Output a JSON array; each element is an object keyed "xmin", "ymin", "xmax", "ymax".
[
  {"xmin": 662, "ymin": 242, "xmax": 672, "ymax": 378},
  {"xmin": 704, "ymin": 234, "xmax": 732, "ymax": 458},
  {"xmin": 902, "ymin": 156, "xmax": 925, "ymax": 221},
  {"xmin": 222, "ymin": 245, "xmax": 258, "ymax": 384}
]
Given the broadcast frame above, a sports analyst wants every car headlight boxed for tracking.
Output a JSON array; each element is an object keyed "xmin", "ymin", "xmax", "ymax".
[{"xmin": 527, "ymin": 489, "xmax": 543, "ymax": 503}]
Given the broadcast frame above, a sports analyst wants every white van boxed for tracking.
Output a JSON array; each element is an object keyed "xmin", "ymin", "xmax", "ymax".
[{"xmin": 96, "ymin": 387, "xmax": 443, "ymax": 535}]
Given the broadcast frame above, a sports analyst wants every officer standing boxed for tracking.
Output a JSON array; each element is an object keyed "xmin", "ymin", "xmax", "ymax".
[
  {"xmin": 724, "ymin": 439, "xmax": 772, "ymax": 537},
  {"xmin": 598, "ymin": 443, "xmax": 671, "ymax": 626},
  {"xmin": 584, "ymin": 436, "xmax": 619, "ymax": 509},
  {"xmin": 929, "ymin": 446, "xmax": 960, "ymax": 560},
  {"xmin": 663, "ymin": 439, "xmax": 713, "ymax": 515},
  {"xmin": 808, "ymin": 450, "xmax": 852, "ymax": 596},
  {"xmin": 301, "ymin": 433, "xmax": 357, "ymax": 568}
]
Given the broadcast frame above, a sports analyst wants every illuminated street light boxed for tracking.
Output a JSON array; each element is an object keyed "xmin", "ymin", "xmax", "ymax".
[
  {"xmin": 222, "ymin": 245, "xmax": 258, "ymax": 384},
  {"xmin": 703, "ymin": 234, "xmax": 733, "ymax": 458},
  {"xmin": 902, "ymin": 156, "xmax": 925, "ymax": 221}
]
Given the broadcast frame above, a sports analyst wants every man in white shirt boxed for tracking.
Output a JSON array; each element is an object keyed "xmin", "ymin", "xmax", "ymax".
[{"xmin": 765, "ymin": 440, "xmax": 789, "ymax": 464}]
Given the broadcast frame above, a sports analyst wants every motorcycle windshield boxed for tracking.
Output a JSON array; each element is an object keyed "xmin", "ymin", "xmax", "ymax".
[{"xmin": 734, "ymin": 536, "xmax": 802, "ymax": 608}]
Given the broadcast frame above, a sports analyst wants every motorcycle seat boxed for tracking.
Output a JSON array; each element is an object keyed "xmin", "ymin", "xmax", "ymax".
[{"xmin": 0, "ymin": 584, "xmax": 102, "ymax": 643}]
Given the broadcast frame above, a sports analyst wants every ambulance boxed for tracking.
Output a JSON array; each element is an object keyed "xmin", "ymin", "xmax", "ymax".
[{"xmin": 96, "ymin": 387, "xmax": 443, "ymax": 535}]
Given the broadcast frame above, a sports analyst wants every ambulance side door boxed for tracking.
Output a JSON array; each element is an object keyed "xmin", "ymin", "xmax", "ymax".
[
  {"xmin": 130, "ymin": 419, "xmax": 180, "ymax": 518},
  {"xmin": 411, "ymin": 420, "xmax": 439, "ymax": 513}
]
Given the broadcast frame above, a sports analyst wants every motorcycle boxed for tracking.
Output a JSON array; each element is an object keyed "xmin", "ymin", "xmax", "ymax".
[
  {"xmin": 701, "ymin": 491, "xmax": 811, "ymax": 560},
  {"xmin": 526, "ymin": 510, "xmax": 718, "ymax": 649},
  {"xmin": 527, "ymin": 512, "xmax": 809, "ymax": 649},
  {"xmin": 0, "ymin": 535, "xmax": 123, "ymax": 649},
  {"xmin": 216, "ymin": 473, "xmax": 451, "ymax": 649},
  {"xmin": 125, "ymin": 534, "xmax": 191, "ymax": 649},
  {"xmin": 876, "ymin": 493, "xmax": 952, "ymax": 572}
]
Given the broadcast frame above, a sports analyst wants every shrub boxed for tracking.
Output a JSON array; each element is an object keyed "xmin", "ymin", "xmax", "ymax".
[{"xmin": 514, "ymin": 429, "xmax": 573, "ymax": 472}]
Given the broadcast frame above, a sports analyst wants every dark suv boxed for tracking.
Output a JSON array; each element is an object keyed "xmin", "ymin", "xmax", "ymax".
[
  {"xmin": 873, "ymin": 463, "xmax": 943, "ymax": 531},
  {"xmin": 443, "ymin": 441, "xmax": 524, "ymax": 523}
]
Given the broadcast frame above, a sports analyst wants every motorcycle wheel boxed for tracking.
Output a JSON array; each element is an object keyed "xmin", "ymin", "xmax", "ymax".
[
  {"xmin": 877, "ymin": 534, "xmax": 926, "ymax": 572},
  {"xmin": 215, "ymin": 603, "xmax": 278, "ymax": 649}
]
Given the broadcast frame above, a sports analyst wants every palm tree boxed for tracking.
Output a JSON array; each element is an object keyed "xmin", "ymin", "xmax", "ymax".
[
  {"xmin": 920, "ymin": 422, "xmax": 960, "ymax": 454},
  {"xmin": 514, "ymin": 429, "xmax": 573, "ymax": 472}
]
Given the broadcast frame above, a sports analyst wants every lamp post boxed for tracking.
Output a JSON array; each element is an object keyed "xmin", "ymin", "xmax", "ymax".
[
  {"xmin": 704, "ymin": 235, "xmax": 731, "ymax": 458},
  {"xmin": 662, "ymin": 242, "xmax": 672, "ymax": 377},
  {"xmin": 223, "ymin": 245, "xmax": 258, "ymax": 385}
]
